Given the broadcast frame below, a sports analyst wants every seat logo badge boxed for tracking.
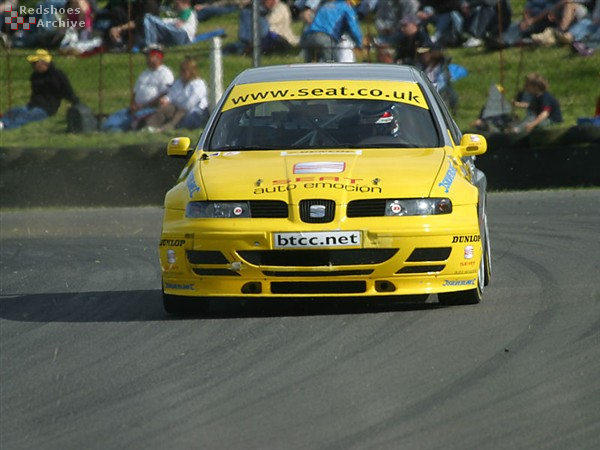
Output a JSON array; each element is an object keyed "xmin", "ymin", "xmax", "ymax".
[{"xmin": 310, "ymin": 205, "xmax": 326, "ymax": 218}]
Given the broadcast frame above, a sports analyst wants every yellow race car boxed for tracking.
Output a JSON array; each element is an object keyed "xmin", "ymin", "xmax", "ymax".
[{"xmin": 159, "ymin": 63, "xmax": 491, "ymax": 314}]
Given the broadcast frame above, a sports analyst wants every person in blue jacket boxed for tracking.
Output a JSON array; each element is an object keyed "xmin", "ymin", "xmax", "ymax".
[{"xmin": 301, "ymin": 0, "xmax": 363, "ymax": 62}]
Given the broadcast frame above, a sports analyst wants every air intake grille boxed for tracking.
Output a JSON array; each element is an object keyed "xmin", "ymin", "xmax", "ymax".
[
  {"xmin": 300, "ymin": 199, "xmax": 335, "ymax": 223},
  {"xmin": 249, "ymin": 200, "xmax": 288, "ymax": 218},
  {"xmin": 238, "ymin": 249, "xmax": 398, "ymax": 266},
  {"xmin": 347, "ymin": 199, "xmax": 387, "ymax": 217}
]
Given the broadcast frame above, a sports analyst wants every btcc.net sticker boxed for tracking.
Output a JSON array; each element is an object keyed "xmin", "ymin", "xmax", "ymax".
[{"xmin": 274, "ymin": 231, "xmax": 361, "ymax": 248}]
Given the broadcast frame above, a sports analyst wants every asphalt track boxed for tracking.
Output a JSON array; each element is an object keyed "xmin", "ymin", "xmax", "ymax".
[{"xmin": 1, "ymin": 189, "xmax": 599, "ymax": 450}]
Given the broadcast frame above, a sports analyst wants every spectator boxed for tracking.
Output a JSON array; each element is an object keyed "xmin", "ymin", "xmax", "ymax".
[
  {"xmin": 415, "ymin": 44, "xmax": 458, "ymax": 113},
  {"xmin": 143, "ymin": 0, "xmax": 198, "ymax": 47},
  {"xmin": 417, "ymin": 1, "xmax": 464, "ymax": 47},
  {"xmin": 101, "ymin": 45, "xmax": 175, "ymax": 132},
  {"xmin": 561, "ymin": 0, "xmax": 599, "ymax": 53},
  {"xmin": 460, "ymin": 0, "xmax": 512, "ymax": 48},
  {"xmin": 193, "ymin": 0, "xmax": 245, "ymax": 22},
  {"xmin": 395, "ymin": 14, "xmax": 433, "ymax": 66},
  {"xmin": 103, "ymin": 0, "xmax": 161, "ymax": 50},
  {"xmin": 140, "ymin": 56, "xmax": 210, "ymax": 132},
  {"xmin": 375, "ymin": 42, "xmax": 397, "ymax": 63},
  {"xmin": 0, "ymin": 49, "xmax": 79, "ymax": 130},
  {"xmin": 11, "ymin": 0, "xmax": 67, "ymax": 48},
  {"xmin": 511, "ymin": 72, "xmax": 563, "ymax": 133},
  {"xmin": 224, "ymin": 0, "xmax": 298, "ymax": 55},
  {"xmin": 66, "ymin": 0, "xmax": 95, "ymax": 41},
  {"xmin": 301, "ymin": 0, "xmax": 363, "ymax": 62},
  {"xmin": 519, "ymin": 0, "xmax": 562, "ymax": 37},
  {"xmin": 361, "ymin": 0, "xmax": 420, "ymax": 47}
]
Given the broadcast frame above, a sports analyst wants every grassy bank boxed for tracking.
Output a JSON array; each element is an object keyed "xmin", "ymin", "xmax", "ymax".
[{"xmin": 1, "ymin": 0, "xmax": 598, "ymax": 148}]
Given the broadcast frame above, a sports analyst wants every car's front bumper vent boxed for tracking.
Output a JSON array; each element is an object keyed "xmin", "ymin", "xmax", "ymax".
[
  {"xmin": 299, "ymin": 199, "xmax": 335, "ymax": 223},
  {"xmin": 271, "ymin": 281, "xmax": 366, "ymax": 294},
  {"xmin": 407, "ymin": 247, "xmax": 452, "ymax": 262},
  {"xmin": 238, "ymin": 249, "xmax": 398, "ymax": 266},
  {"xmin": 397, "ymin": 265, "xmax": 445, "ymax": 274},
  {"xmin": 262, "ymin": 269, "xmax": 373, "ymax": 277},
  {"xmin": 347, "ymin": 199, "xmax": 387, "ymax": 217},
  {"xmin": 249, "ymin": 200, "xmax": 288, "ymax": 218},
  {"xmin": 193, "ymin": 268, "xmax": 241, "ymax": 276},
  {"xmin": 187, "ymin": 250, "xmax": 229, "ymax": 264}
]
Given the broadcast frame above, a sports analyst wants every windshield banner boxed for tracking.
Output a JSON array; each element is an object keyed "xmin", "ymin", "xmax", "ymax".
[{"xmin": 222, "ymin": 81, "xmax": 429, "ymax": 111}]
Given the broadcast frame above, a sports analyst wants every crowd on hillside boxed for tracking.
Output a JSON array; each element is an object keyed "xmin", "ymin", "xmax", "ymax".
[{"xmin": 1, "ymin": 0, "xmax": 598, "ymax": 133}]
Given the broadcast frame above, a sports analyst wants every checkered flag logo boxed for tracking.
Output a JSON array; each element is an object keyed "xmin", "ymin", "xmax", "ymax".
[{"xmin": 4, "ymin": 5, "xmax": 36, "ymax": 30}]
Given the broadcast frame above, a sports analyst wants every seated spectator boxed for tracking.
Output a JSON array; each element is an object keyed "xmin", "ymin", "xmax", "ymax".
[
  {"xmin": 565, "ymin": 0, "xmax": 599, "ymax": 53},
  {"xmin": 417, "ymin": 1, "xmax": 464, "ymax": 47},
  {"xmin": 102, "ymin": 45, "xmax": 175, "ymax": 132},
  {"xmin": 301, "ymin": 0, "xmax": 363, "ymax": 62},
  {"xmin": 0, "ymin": 49, "xmax": 79, "ymax": 130},
  {"xmin": 140, "ymin": 56, "xmax": 210, "ymax": 132},
  {"xmin": 460, "ymin": 0, "xmax": 512, "ymax": 48},
  {"xmin": 66, "ymin": 0, "xmax": 95, "ymax": 41},
  {"xmin": 224, "ymin": 0, "xmax": 299, "ymax": 55},
  {"xmin": 511, "ymin": 72, "xmax": 563, "ymax": 134},
  {"xmin": 471, "ymin": 75, "xmax": 536, "ymax": 132},
  {"xmin": 415, "ymin": 44, "xmax": 458, "ymax": 113},
  {"xmin": 11, "ymin": 0, "xmax": 67, "ymax": 48},
  {"xmin": 193, "ymin": 0, "xmax": 245, "ymax": 22},
  {"xmin": 360, "ymin": 0, "xmax": 420, "ymax": 47},
  {"xmin": 395, "ymin": 14, "xmax": 433, "ymax": 66},
  {"xmin": 375, "ymin": 42, "xmax": 397, "ymax": 63},
  {"xmin": 103, "ymin": 0, "xmax": 161, "ymax": 51},
  {"xmin": 143, "ymin": 0, "xmax": 198, "ymax": 47}
]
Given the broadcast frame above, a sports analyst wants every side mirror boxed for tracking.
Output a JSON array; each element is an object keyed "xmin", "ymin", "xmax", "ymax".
[
  {"xmin": 458, "ymin": 133, "xmax": 487, "ymax": 156},
  {"xmin": 167, "ymin": 137, "xmax": 192, "ymax": 157}
]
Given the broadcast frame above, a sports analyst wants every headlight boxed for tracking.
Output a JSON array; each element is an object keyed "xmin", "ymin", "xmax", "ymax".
[
  {"xmin": 385, "ymin": 198, "xmax": 452, "ymax": 216},
  {"xmin": 186, "ymin": 201, "xmax": 251, "ymax": 218}
]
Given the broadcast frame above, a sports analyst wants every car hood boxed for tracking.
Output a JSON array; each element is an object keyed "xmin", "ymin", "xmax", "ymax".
[{"xmin": 196, "ymin": 148, "xmax": 448, "ymax": 201}]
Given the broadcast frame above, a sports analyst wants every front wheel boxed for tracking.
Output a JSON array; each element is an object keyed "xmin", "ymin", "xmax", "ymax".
[
  {"xmin": 162, "ymin": 288, "xmax": 209, "ymax": 316},
  {"xmin": 438, "ymin": 249, "xmax": 485, "ymax": 306}
]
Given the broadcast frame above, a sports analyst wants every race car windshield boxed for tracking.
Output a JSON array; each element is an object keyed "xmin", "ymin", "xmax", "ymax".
[{"xmin": 207, "ymin": 99, "xmax": 441, "ymax": 151}]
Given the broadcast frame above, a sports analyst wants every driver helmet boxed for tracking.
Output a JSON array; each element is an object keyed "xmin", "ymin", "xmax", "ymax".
[{"xmin": 358, "ymin": 102, "xmax": 400, "ymax": 137}]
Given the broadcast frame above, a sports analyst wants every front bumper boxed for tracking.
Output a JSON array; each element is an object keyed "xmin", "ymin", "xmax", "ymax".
[{"xmin": 160, "ymin": 206, "xmax": 482, "ymax": 298}]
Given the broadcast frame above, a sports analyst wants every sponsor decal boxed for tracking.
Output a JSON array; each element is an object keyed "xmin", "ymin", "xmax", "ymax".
[
  {"xmin": 167, "ymin": 249, "xmax": 176, "ymax": 264},
  {"xmin": 438, "ymin": 163, "xmax": 457, "ymax": 193},
  {"xmin": 254, "ymin": 181, "xmax": 381, "ymax": 195},
  {"xmin": 165, "ymin": 282, "xmax": 195, "ymax": 291},
  {"xmin": 274, "ymin": 231, "xmax": 361, "ymax": 248},
  {"xmin": 464, "ymin": 245, "xmax": 474, "ymax": 259},
  {"xmin": 460, "ymin": 261, "xmax": 477, "ymax": 267},
  {"xmin": 452, "ymin": 235, "xmax": 480, "ymax": 243},
  {"xmin": 186, "ymin": 171, "xmax": 201, "ymax": 198},
  {"xmin": 160, "ymin": 239, "xmax": 185, "ymax": 247},
  {"xmin": 443, "ymin": 279, "xmax": 476, "ymax": 287},
  {"xmin": 293, "ymin": 161, "xmax": 345, "ymax": 174},
  {"xmin": 222, "ymin": 81, "xmax": 428, "ymax": 111}
]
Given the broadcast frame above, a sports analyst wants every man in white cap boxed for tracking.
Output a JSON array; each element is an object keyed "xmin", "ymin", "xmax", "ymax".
[{"xmin": 0, "ymin": 49, "xmax": 79, "ymax": 130}]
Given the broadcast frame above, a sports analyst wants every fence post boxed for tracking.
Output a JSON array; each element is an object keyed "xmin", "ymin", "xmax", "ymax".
[{"xmin": 209, "ymin": 36, "xmax": 224, "ymax": 110}]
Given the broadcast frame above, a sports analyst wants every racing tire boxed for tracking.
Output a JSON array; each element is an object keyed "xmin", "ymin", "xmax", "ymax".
[
  {"xmin": 482, "ymin": 211, "xmax": 492, "ymax": 287},
  {"xmin": 162, "ymin": 289, "xmax": 209, "ymax": 316},
  {"xmin": 437, "ymin": 248, "xmax": 485, "ymax": 306}
]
